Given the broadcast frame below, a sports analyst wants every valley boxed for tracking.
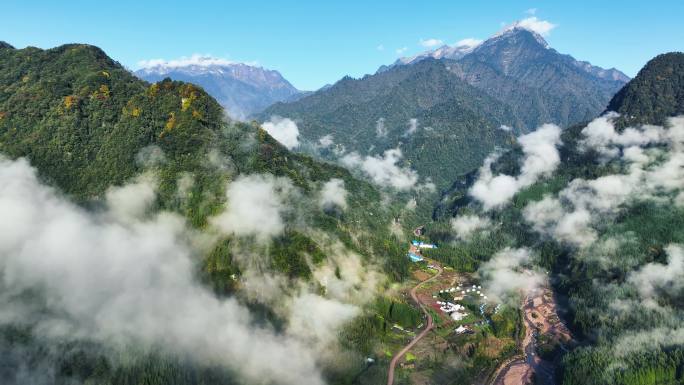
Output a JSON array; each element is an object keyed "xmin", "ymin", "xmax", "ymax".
[{"xmin": 0, "ymin": 5, "xmax": 683, "ymax": 385}]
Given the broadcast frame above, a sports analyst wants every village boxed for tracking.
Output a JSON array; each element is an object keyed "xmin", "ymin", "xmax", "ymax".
[
  {"xmin": 381, "ymin": 237, "xmax": 515, "ymax": 384},
  {"xmin": 406, "ymin": 239, "xmax": 493, "ymax": 336},
  {"xmin": 385, "ymin": 236, "xmax": 573, "ymax": 385}
]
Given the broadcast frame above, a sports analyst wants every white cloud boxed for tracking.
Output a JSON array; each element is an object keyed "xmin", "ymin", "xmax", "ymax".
[
  {"xmin": 135, "ymin": 145, "xmax": 166, "ymax": 167},
  {"xmin": 341, "ymin": 148, "xmax": 419, "ymax": 191},
  {"xmin": 176, "ymin": 172, "xmax": 195, "ymax": 201},
  {"xmin": 105, "ymin": 175, "xmax": 157, "ymax": 222},
  {"xmin": 478, "ymin": 248, "xmax": 545, "ymax": 302},
  {"xmin": 319, "ymin": 179, "xmax": 348, "ymax": 211},
  {"xmin": 210, "ymin": 174, "xmax": 291, "ymax": 241},
  {"xmin": 406, "ymin": 118, "xmax": 418, "ymax": 135},
  {"xmin": 262, "ymin": 116, "xmax": 300, "ymax": 149},
  {"xmin": 451, "ymin": 215, "xmax": 491, "ymax": 240},
  {"xmin": 498, "ymin": 124, "xmax": 513, "ymax": 132},
  {"xmin": 137, "ymin": 54, "xmax": 255, "ymax": 70},
  {"xmin": 614, "ymin": 327, "xmax": 684, "ymax": 357},
  {"xmin": 455, "ymin": 38, "xmax": 483, "ymax": 49},
  {"xmin": 0, "ymin": 157, "xmax": 325, "ymax": 385},
  {"xmin": 524, "ymin": 116, "xmax": 684, "ymax": 248},
  {"xmin": 525, "ymin": 8, "xmax": 538, "ymax": 15},
  {"xmin": 376, "ymin": 44, "xmax": 385, "ymax": 51},
  {"xmin": 286, "ymin": 293, "xmax": 359, "ymax": 345},
  {"xmin": 470, "ymin": 124, "xmax": 562, "ymax": 210},
  {"xmin": 526, "ymin": 197, "xmax": 596, "ymax": 247},
  {"xmin": 469, "ymin": 157, "xmax": 519, "ymax": 209},
  {"xmin": 628, "ymin": 244, "xmax": 684, "ymax": 299},
  {"xmin": 396, "ymin": 46, "xmax": 408, "ymax": 55},
  {"xmin": 207, "ymin": 148, "xmax": 237, "ymax": 173},
  {"xmin": 375, "ymin": 117, "xmax": 388, "ymax": 137},
  {"xmin": 504, "ymin": 17, "xmax": 557, "ymax": 37},
  {"xmin": 420, "ymin": 38, "xmax": 444, "ymax": 48},
  {"xmin": 517, "ymin": 123, "xmax": 563, "ymax": 185},
  {"xmin": 318, "ymin": 134, "xmax": 334, "ymax": 148},
  {"xmin": 581, "ymin": 113, "xmax": 670, "ymax": 158}
]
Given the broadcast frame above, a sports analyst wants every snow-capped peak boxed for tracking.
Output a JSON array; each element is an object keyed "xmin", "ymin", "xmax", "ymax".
[
  {"xmin": 395, "ymin": 38, "xmax": 483, "ymax": 66},
  {"xmin": 486, "ymin": 27, "xmax": 549, "ymax": 49},
  {"xmin": 492, "ymin": 17, "xmax": 556, "ymax": 45},
  {"xmin": 136, "ymin": 54, "xmax": 262, "ymax": 76}
]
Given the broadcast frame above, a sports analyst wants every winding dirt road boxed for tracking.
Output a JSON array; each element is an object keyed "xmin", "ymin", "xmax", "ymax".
[{"xmin": 387, "ymin": 262, "xmax": 443, "ymax": 385}]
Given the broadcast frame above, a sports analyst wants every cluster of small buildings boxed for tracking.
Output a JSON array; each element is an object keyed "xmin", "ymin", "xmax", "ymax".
[
  {"xmin": 411, "ymin": 240, "xmax": 437, "ymax": 249},
  {"xmin": 408, "ymin": 252, "xmax": 423, "ymax": 262},
  {"xmin": 436, "ymin": 301, "xmax": 468, "ymax": 321},
  {"xmin": 407, "ymin": 240, "xmax": 436, "ymax": 262},
  {"xmin": 436, "ymin": 284, "xmax": 488, "ymax": 304},
  {"xmin": 430, "ymin": 283, "xmax": 495, "ymax": 335},
  {"xmin": 460, "ymin": 285, "xmax": 487, "ymax": 300}
]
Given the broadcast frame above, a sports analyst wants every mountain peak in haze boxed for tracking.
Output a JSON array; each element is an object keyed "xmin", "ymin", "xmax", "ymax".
[{"xmin": 135, "ymin": 55, "xmax": 302, "ymax": 120}]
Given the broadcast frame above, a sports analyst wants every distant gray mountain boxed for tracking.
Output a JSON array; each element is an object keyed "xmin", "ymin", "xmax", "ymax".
[
  {"xmin": 258, "ymin": 27, "xmax": 630, "ymax": 191},
  {"xmin": 135, "ymin": 58, "xmax": 302, "ymax": 120}
]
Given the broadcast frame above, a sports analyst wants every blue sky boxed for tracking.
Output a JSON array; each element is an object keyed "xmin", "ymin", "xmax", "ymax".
[{"xmin": 1, "ymin": 1, "xmax": 683, "ymax": 90}]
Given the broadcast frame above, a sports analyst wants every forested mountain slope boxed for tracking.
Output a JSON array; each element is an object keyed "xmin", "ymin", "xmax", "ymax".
[
  {"xmin": 259, "ymin": 58, "xmax": 516, "ymax": 191},
  {"xmin": 0, "ymin": 42, "xmax": 411, "ymax": 385},
  {"xmin": 606, "ymin": 52, "xmax": 684, "ymax": 126},
  {"xmin": 257, "ymin": 28, "xmax": 626, "ymax": 192},
  {"xmin": 450, "ymin": 28, "xmax": 627, "ymax": 129},
  {"xmin": 425, "ymin": 52, "xmax": 684, "ymax": 385},
  {"xmin": 0, "ymin": 42, "xmax": 394, "ymax": 241}
]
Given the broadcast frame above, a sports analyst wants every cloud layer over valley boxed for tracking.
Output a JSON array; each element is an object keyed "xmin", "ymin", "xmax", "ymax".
[
  {"xmin": 470, "ymin": 124, "xmax": 562, "ymax": 210},
  {"xmin": 524, "ymin": 115, "xmax": 684, "ymax": 248},
  {"xmin": 0, "ymin": 157, "xmax": 380, "ymax": 385}
]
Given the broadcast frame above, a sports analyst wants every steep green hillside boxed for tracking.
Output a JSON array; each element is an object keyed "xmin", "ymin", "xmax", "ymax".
[
  {"xmin": 426, "ymin": 53, "xmax": 684, "ymax": 385},
  {"xmin": 0, "ymin": 43, "xmax": 411, "ymax": 385},
  {"xmin": 260, "ymin": 58, "xmax": 516, "ymax": 190},
  {"xmin": 606, "ymin": 52, "xmax": 684, "ymax": 126},
  {"xmin": 257, "ymin": 29, "xmax": 625, "ymax": 194},
  {"xmin": 452, "ymin": 29, "xmax": 625, "ymax": 129},
  {"xmin": 0, "ymin": 43, "xmax": 398, "ymax": 248}
]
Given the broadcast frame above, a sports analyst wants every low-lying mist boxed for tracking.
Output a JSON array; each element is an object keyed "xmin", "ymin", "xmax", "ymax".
[{"xmin": 0, "ymin": 156, "xmax": 383, "ymax": 385}]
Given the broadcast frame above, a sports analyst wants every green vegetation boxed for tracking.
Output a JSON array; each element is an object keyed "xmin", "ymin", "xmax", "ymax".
[
  {"xmin": 0, "ymin": 36, "xmax": 680, "ymax": 385},
  {"xmin": 0, "ymin": 42, "xmax": 408, "ymax": 278},
  {"xmin": 425, "ymin": 55, "xmax": 684, "ymax": 384},
  {"xmin": 607, "ymin": 52, "xmax": 684, "ymax": 127},
  {"xmin": 258, "ymin": 29, "xmax": 626, "ymax": 195},
  {"xmin": 0, "ymin": 42, "xmax": 414, "ymax": 385},
  {"xmin": 259, "ymin": 58, "xmax": 515, "ymax": 192}
]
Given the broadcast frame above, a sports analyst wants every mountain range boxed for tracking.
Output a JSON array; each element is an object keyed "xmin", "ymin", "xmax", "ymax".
[
  {"xmin": 135, "ymin": 57, "xmax": 304, "ymax": 120},
  {"xmin": 257, "ymin": 27, "xmax": 629, "ymax": 192},
  {"xmin": 1, "ymin": 23, "xmax": 684, "ymax": 385},
  {"xmin": 388, "ymin": 28, "xmax": 628, "ymax": 83}
]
